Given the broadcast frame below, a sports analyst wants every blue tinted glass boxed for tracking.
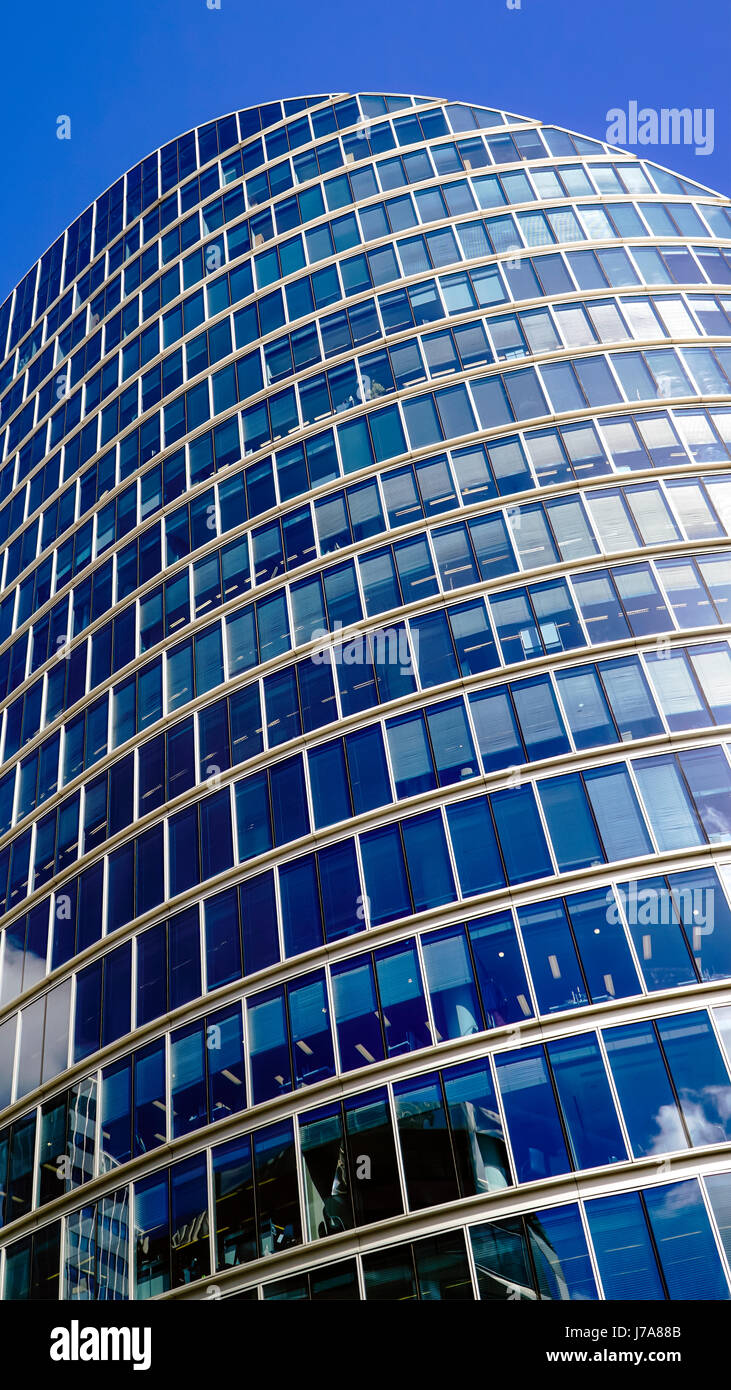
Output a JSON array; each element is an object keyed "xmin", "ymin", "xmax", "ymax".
[
  {"xmin": 318, "ymin": 839, "xmax": 361, "ymax": 941},
  {"xmin": 102, "ymin": 942, "xmax": 132, "ymax": 1046},
  {"xmin": 360, "ymin": 824, "xmax": 411, "ymax": 925},
  {"xmin": 386, "ymin": 712, "xmax": 436, "ymax": 798},
  {"xmin": 643, "ymin": 1179, "xmax": 729, "ymax": 1300},
  {"xmin": 279, "ymin": 855, "xmax": 323, "ymax": 957},
  {"xmin": 204, "ymin": 888, "xmax": 242, "ymax": 990},
  {"xmin": 657, "ymin": 1011, "xmax": 731, "ymax": 1145},
  {"xmin": 470, "ymin": 687, "xmax": 523, "ymax": 772},
  {"xmin": 136, "ymin": 923, "xmax": 166, "ymax": 1026},
  {"xmin": 584, "ymin": 764, "xmax": 653, "ymax": 861},
  {"xmin": 288, "ymin": 971, "xmax": 335, "ymax": 1089},
  {"xmin": 235, "ymin": 773, "xmax": 272, "ymax": 861},
  {"xmin": 518, "ymin": 899, "xmax": 588, "ymax": 1013},
  {"xmin": 270, "ymin": 756, "xmax": 309, "ymax": 844},
  {"xmin": 495, "ymin": 1044, "xmax": 570, "ymax": 1182},
  {"xmin": 323, "ymin": 562, "xmax": 362, "ymax": 627},
  {"xmin": 530, "ymin": 1203, "xmax": 598, "ymax": 1301},
  {"xmin": 617, "ymin": 874, "xmax": 697, "ymax": 991},
  {"xmin": 410, "ymin": 611, "xmax": 459, "ymax": 687},
  {"xmin": 200, "ymin": 788, "xmax": 234, "ymax": 880},
  {"xmin": 337, "ymin": 638, "xmax": 378, "ymax": 715},
  {"xmin": 704, "ymin": 1172, "xmax": 731, "ymax": 1273},
  {"xmin": 374, "ymin": 940, "xmax": 431, "ymax": 1056},
  {"xmin": 134, "ymin": 1039, "xmax": 166, "ymax": 1158},
  {"xmin": 566, "ymin": 888, "xmax": 640, "ymax": 1002},
  {"xmin": 168, "ymin": 907, "xmax": 201, "ymax": 1009},
  {"xmin": 644, "ymin": 648, "xmax": 710, "ymax": 732},
  {"xmin": 449, "ymin": 600, "xmax": 499, "ymax": 675},
  {"xmin": 422, "ymin": 925, "xmax": 483, "ymax": 1040},
  {"xmin": 74, "ymin": 961, "xmax": 102, "ymax": 1062},
  {"xmin": 585, "ymin": 1190, "xmax": 665, "ymax": 1299},
  {"xmin": 101, "ymin": 1058, "xmax": 131, "ymax": 1167},
  {"xmin": 240, "ymin": 873, "xmax": 279, "ymax": 974},
  {"xmin": 490, "ymin": 785, "xmax": 553, "ymax": 884},
  {"xmin": 371, "ymin": 625, "xmax": 417, "ymax": 702},
  {"xmin": 402, "ymin": 810, "xmax": 456, "ymax": 911},
  {"xmin": 298, "ymin": 655, "xmax": 337, "ymax": 733},
  {"xmin": 360, "ymin": 549, "xmax": 401, "ymax": 615},
  {"xmin": 207, "ymin": 1005, "xmax": 245, "ymax": 1124},
  {"xmin": 170, "ymin": 1154, "xmax": 210, "ymax": 1285},
  {"xmin": 556, "ymin": 664, "xmax": 617, "ymax": 749},
  {"xmin": 331, "ymin": 956, "xmax": 385, "ymax": 1071},
  {"xmin": 531, "ymin": 578, "xmax": 584, "ymax": 652},
  {"xmin": 538, "ymin": 773, "xmax": 604, "ymax": 871},
  {"xmin": 669, "ymin": 867, "xmax": 731, "ymax": 982},
  {"xmin": 678, "ymin": 745, "xmax": 731, "ymax": 844},
  {"xmin": 308, "ymin": 740, "xmax": 351, "ymax": 828},
  {"xmin": 572, "ymin": 570, "xmax": 629, "ymax": 643},
  {"xmin": 468, "ymin": 911, "xmax": 533, "ymax": 1028},
  {"xmin": 394, "ymin": 536, "xmax": 439, "ymax": 602},
  {"xmin": 263, "ymin": 668, "xmax": 300, "ymax": 748},
  {"xmin": 425, "ymin": 698, "xmax": 478, "ymax": 785},
  {"xmin": 547, "ymin": 1032, "xmax": 627, "ymax": 1169},
  {"xmin": 603, "ymin": 1021, "xmax": 687, "ymax": 1157},
  {"xmin": 598, "ymin": 656, "xmax": 664, "ymax": 740},
  {"xmin": 442, "ymin": 1057, "xmax": 511, "ymax": 1196},
  {"xmin": 248, "ymin": 988, "xmax": 291, "ymax": 1103},
  {"xmin": 345, "ymin": 726, "xmax": 391, "ymax": 814},
  {"xmin": 469, "ymin": 514, "xmax": 515, "ymax": 580},
  {"xmin": 393, "ymin": 1070, "xmax": 460, "ymax": 1211},
  {"xmin": 134, "ymin": 1172, "xmax": 170, "ymax": 1298},
  {"xmin": 613, "ymin": 563, "xmax": 672, "ymax": 637},
  {"xmin": 512, "ymin": 676, "xmax": 570, "ymax": 761},
  {"xmin": 491, "ymin": 587, "xmax": 542, "ymax": 663},
  {"xmin": 446, "ymin": 796, "xmax": 506, "ymax": 896},
  {"xmin": 170, "ymin": 1022, "xmax": 206, "ymax": 1138},
  {"xmin": 633, "ymin": 753, "xmax": 705, "ymax": 851}
]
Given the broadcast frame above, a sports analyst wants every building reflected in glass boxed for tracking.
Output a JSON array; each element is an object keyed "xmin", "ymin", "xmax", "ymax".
[{"xmin": 0, "ymin": 92, "xmax": 730, "ymax": 1300}]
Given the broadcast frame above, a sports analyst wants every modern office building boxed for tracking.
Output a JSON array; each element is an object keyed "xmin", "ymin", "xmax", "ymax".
[{"xmin": 0, "ymin": 91, "xmax": 731, "ymax": 1302}]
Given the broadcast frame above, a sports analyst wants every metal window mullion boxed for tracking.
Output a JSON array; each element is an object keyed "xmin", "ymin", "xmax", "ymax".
[
  {"xmin": 603, "ymin": 872, "xmax": 652, "ymax": 997},
  {"xmin": 594, "ymin": 1022, "xmax": 635, "ymax": 1162},
  {"xmin": 651, "ymin": 1016, "xmax": 694, "ymax": 1151},
  {"xmin": 698, "ymin": 1172, "xmax": 731, "ymax": 1294},
  {"xmin": 637, "ymin": 1187, "xmax": 671, "ymax": 1301}
]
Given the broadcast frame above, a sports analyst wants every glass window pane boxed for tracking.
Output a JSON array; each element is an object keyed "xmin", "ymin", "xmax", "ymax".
[
  {"xmin": 603, "ymin": 1021, "xmax": 687, "ymax": 1158},
  {"xmin": 518, "ymin": 898, "xmax": 588, "ymax": 1013},
  {"xmin": 394, "ymin": 1072, "xmax": 460, "ymax": 1210},
  {"xmin": 585, "ymin": 1190, "xmax": 665, "ymax": 1300},
  {"xmin": 331, "ymin": 956, "xmax": 385, "ymax": 1072},
  {"xmin": 644, "ymin": 1179, "xmax": 730, "ymax": 1301},
  {"xmin": 288, "ymin": 970, "xmax": 335, "ymax": 1089},
  {"xmin": 344, "ymin": 1086, "xmax": 403, "ymax": 1226},
  {"xmin": 657, "ymin": 1010, "xmax": 731, "ymax": 1146},
  {"xmin": 468, "ymin": 911, "xmax": 533, "ymax": 1029},
  {"xmin": 547, "ymin": 1032, "xmax": 627, "ymax": 1169},
  {"xmin": 212, "ymin": 1135, "xmax": 256, "ymax": 1269},
  {"xmin": 538, "ymin": 773, "xmax": 604, "ymax": 871},
  {"xmin": 495, "ymin": 1044, "xmax": 570, "ymax": 1182},
  {"xmin": 422, "ymin": 926, "xmax": 482, "ymax": 1041},
  {"xmin": 374, "ymin": 940, "xmax": 430, "ymax": 1055},
  {"xmin": 299, "ymin": 1102, "xmax": 353, "ymax": 1241},
  {"xmin": 633, "ymin": 753, "xmax": 705, "ymax": 851},
  {"xmin": 584, "ymin": 764, "xmax": 653, "ymax": 861},
  {"xmin": 490, "ymin": 785, "xmax": 553, "ymax": 884},
  {"xmin": 446, "ymin": 797, "xmax": 506, "ymax": 896}
]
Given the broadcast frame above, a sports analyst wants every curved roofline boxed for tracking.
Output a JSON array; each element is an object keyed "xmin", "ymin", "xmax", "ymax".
[
  {"xmin": 0, "ymin": 93, "xmax": 541, "ymax": 311},
  {"xmin": 2, "ymin": 90, "xmax": 727, "ymax": 320}
]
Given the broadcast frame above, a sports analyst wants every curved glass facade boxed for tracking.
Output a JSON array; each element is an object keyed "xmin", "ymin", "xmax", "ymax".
[{"xmin": 0, "ymin": 91, "xmax": 730, "ymax": 1302}]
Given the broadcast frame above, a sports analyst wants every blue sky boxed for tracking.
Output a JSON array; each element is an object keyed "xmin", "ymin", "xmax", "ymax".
[{"xmin": 1, "ymin": 0, "xmax": 729, "ymax": 303}]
